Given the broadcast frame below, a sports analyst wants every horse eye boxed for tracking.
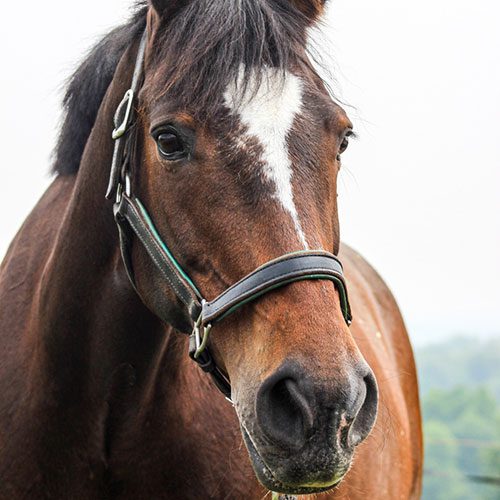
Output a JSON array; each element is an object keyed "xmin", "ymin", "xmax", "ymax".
[
  {"xmin": 339, "ymin": 137, "xmax": 350, "ymax": 156},
  {"xmin": 155, "ymin": 131, "xmax": 186, "ymax": 160},
  {"xmin": 337, "ymin": 131, "xmax": 353, "ymax": 161}
]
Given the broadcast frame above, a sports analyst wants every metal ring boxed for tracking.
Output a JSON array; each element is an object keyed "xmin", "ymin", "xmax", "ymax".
[{"xmin": 194, "ymin": 323, "xmax": 212, "ymax": 359}]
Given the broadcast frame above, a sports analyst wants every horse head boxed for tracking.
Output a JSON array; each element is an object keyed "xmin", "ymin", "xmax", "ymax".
[{"xmin": 113, "ymin": 0, "xmax": 378, "ymax": 494}]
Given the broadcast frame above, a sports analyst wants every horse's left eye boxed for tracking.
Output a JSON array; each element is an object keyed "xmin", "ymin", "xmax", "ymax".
[
  {"xmin": 339, "ymin": 137, "xmax": 349, "ymax": 155},
  {"xmin": 337, "ymin": 131, "xmax": 353, "ymax": 161},
  {"xmin": 154, "ymin": 130, "xmax": 187, "ymax": 160}
]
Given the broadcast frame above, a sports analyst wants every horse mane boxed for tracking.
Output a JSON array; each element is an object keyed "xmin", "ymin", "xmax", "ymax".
[
  {"xmin": 52, "ymin": 0, "xmax": 310, "ymax": 176},
  {"xmin": 51, "ymin": 5, "xmax": 147, "ymax": 175}
]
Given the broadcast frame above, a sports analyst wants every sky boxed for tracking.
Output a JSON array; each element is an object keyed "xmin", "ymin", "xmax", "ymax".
[{"xmin": 0, "ymin": 0, "xmax": 498, "ymax": 345}]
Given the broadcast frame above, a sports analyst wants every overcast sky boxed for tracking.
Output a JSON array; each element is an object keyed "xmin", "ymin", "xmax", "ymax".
[{"xmin": 0, "ymin": 0, "xmax": 498, "ymax": 345}]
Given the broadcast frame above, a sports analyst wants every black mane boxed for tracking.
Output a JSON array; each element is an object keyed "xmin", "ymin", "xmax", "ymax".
[
  {"xmin": 52, "ymin": 6, "xmax": 147, "ymax": 175},
  {"xmin": 52, "ymin": 0, "xmax": 310, "ymax": 176}
]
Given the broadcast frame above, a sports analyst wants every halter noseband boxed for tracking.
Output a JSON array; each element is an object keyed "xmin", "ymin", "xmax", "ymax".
[{"xmin": 106, "ymin": 33, "xmax": 352, "ymax": 401}]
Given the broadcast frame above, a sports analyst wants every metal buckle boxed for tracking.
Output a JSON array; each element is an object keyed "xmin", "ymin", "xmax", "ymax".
[
  {"xmin": 192, "ymin": 313, "xmax": 212, "ymax": 360},
  {"xmin": 112, "ymin": 89, "xmax": 135, "ymax": 140}
]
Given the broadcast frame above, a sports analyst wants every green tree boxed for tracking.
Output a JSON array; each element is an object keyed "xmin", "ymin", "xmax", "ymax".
[
  {"xmin": 422, "ymin": 385, "xmax": 500, "ymax": 499},
  {"xmin": 416, "ymin": 337, "xmax": 500, "ymax": 402},
  {"xmin": 423, "ymin": 420, "xmax": 467, "ymax": 500}
]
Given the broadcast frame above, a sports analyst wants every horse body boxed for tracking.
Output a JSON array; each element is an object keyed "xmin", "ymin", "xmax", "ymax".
[{"xmin": 0, "ymin": 1, "xmax": 422, "ymax": 498}]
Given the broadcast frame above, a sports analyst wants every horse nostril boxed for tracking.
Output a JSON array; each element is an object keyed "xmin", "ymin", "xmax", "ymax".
[
  {"xmin": 256, "ymin": 371, "xmax": 314, "ymax": 450},
  {"xmin": 348, "ymin": 370, "xmax": 379, "ymax": 447},
  {"xmin": 273, "ymin": 378, "xmax": 315, "ymax": 434}
]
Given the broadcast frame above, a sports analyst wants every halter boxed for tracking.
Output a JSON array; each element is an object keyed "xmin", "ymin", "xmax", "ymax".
[{"xmin": 106, "ymin": 33, "xmax": 352, "ymax": 401}]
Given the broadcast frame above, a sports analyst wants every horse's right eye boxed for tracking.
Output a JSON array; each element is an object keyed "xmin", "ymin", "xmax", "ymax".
[
  {"xmin": 153, "ymin": 128, "xmax": 187, "ymax": 160},
  {"xmin": 158, "ymin": 133, "xmax": 183, "ymax": 156}
]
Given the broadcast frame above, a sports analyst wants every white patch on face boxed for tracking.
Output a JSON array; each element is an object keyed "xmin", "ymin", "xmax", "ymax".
[{"xmin": 224, "ymin": 67, "xmax": 309, "ymax": 249}]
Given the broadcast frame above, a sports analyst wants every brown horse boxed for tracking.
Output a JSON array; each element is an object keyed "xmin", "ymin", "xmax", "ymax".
[{"xmin": 0, "ymin": 1, "xmax": 422, "ymax": 498}]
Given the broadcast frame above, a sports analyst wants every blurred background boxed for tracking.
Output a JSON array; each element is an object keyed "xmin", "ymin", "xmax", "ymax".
[{"xmin": 0, "ymin": 1, "xmax": 498, "ymax": 497}]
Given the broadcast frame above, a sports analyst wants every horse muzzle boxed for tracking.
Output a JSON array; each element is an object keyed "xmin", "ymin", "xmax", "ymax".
[{"xmin": 238, "ymin": 360, "xmax": 378, "ymax": 495}]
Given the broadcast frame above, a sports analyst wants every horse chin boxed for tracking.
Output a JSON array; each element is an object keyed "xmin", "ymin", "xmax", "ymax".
[{"xmin": 241, "ymin": 427, "xmax": 346, "ymax": 495}]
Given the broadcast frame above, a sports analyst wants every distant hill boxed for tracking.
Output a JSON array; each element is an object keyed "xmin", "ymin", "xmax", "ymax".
[
  {"xmin": 416, "ymin": 336, "xmax": 500, "ymax": 403},
  {"xmin": 414, "ymin": 336, "xmax": 500, "ymax": 500}
]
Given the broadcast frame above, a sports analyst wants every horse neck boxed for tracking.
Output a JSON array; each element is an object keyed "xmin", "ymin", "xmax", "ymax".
[
  {"xmin": 32, "ymin": 39, "xmax": 185, "ymax": 417},
  {"xmin": 25, "ymin": 37, "xmax": 244, "ymax": 494}
]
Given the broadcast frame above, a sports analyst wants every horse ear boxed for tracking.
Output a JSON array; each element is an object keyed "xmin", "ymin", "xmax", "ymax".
[
  {"xmin": 288, "ymin": 0, "xmax": 329, "ymax": 24},
  {"xmin": 148, "ymin": 0, "xmax": 191, "ymax": 18}
]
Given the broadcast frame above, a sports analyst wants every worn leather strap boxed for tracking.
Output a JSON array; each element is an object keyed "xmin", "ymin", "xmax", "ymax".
[{"xmin": 201, "ymin": 252, "xmax": 351, "ymax": 327}]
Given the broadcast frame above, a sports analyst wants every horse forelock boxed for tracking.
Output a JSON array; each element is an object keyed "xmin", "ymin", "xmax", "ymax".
[
  {"xmin": 51, "ymin": 1, "xmax": 315, "ymax": 178},
  {"xmin": 144, "ymin": 0, "xmax": 311, "ymax": 117}
]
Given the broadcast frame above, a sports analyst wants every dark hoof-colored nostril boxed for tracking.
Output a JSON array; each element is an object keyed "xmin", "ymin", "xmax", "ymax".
[
  {"xmin": 256, "ymin": 368, "xmax": 314, "ymax": 449},
  {"xmin": 349, "ymin": 370, "xmax": 378, "ymax": 447}
]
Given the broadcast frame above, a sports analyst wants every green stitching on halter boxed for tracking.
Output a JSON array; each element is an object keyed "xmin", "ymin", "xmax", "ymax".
[
  {"xmin": 215, "ymin": 274, "xmax": 351, "ymax": 324},
  {"xmin": 135, "ymin": 198, "xmax": 202, "ymax": 298}
]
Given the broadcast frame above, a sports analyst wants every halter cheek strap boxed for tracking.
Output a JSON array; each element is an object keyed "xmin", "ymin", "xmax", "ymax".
[
  {"xmin": 114, "ymin": 194, "xmax": 203, "ymax": 321},
  {"xmin": 107, "ymin": 32, "xmax": 353, "ymax": 401}
]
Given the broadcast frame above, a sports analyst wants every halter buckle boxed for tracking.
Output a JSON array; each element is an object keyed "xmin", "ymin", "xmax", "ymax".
[{"xmin": 112, "ymin": 89, "xmax": 135, "ymax": 140}]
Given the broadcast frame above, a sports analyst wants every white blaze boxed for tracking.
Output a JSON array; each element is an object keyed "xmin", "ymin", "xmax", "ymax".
[{"xmin": 224, "ymin": 67, "xmax": 309, "ymax": 249}]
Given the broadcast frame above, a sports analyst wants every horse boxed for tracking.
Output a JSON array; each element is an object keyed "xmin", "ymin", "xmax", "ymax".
[{"xmin": 0, "ymin": 1, "xmax": 423, "ymax": 498}]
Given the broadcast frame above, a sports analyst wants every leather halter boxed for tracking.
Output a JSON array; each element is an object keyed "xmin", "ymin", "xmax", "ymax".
[{"xmin": 106, "ymin": 33, "xmax": 352, "ymax": 400}]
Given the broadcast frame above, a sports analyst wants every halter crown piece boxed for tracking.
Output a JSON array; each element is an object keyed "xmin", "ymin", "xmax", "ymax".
[{"xmin": 106, "ymin": 32, "xmax": 352, "ymax": 401}]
